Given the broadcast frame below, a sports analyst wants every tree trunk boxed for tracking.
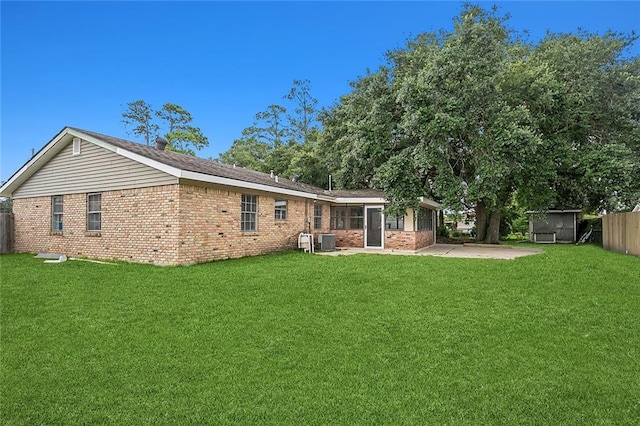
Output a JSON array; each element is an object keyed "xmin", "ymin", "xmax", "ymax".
[
  {"xmin": 438, "ymin": 210, "xmax": 445, "ymax": 228},
  {"xmin": 475, "ymin": 200, "xmax": 487, "ymax": 242},
  {"xmin": 484, "ymin": 210, "xmax": 501, "ymax": 244},
  {"xmin": 475, "ymin": 200, "xmax": 501, "ymax": 244}
]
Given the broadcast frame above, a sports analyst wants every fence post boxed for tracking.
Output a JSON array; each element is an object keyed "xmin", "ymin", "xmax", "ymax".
[{"xmin": 0, "ymin": 213, "xmax": 15, "ymax": 254}]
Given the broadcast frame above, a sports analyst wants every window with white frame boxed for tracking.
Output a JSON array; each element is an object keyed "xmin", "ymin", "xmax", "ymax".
[
  {"xmin": 314, "ymin": 204, "xmax": 322, "ymax": 229},
  {"xmin": 330, "ymin": 206, "xmax": 364, "ymax": 230},
  {"xmin": 241, "ymin": 194, "xmax": 258, "ymax": 232},
  {"xmin": 51, "ymin": 195, "xmax": 63, "ymax": 232},
  {"xmin": 87, "ymin": 193, "xmax": 102, "ymax": 232},
  {"xmin": 274, "ymin": 199, "xmax": 287, "ymax": 220}
]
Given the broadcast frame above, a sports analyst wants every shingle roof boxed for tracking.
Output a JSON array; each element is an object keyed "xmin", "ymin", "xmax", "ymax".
[
  {"xmin": 73, "ymin": 128, "xmax": 331, "ymax": 196},
  {"xmin": 330, "ymin": 189, "xmax": 385, "ymax": 198},
  {"xmin": 1, "ymin": 126, "xmax": 439, "ymax": 207}
]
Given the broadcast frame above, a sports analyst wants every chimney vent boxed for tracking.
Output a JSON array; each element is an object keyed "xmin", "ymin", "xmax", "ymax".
[{"xmin": 155, "ymin": 136, "xmax": 168, "ymax": 151}]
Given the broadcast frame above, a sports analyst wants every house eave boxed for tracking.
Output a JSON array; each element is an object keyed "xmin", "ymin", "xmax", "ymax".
[
  {"xmin": 178, "ymin": 171, "xmax": 320, "ymax": 199},
  {"xmin": 0, "ymin": 127, "xmax": 323, "ymax": 200},
  {"xmin": 0, "ymin": 127, "xmax": 445, "ymax": 208},
  {"xmin": 419, "ymin": 197, "xmax": 441, "ymax": 209},
  {"xmin": 0, "ymin": 127, "xmax": 73, "ymax": 197},
  {"xmin": 332, "ymin": 196, "xmax": 440, "ymax": 209},
  {"xmin": 334, "ymin": 197, "xmax": 387, "ymax": 204}
]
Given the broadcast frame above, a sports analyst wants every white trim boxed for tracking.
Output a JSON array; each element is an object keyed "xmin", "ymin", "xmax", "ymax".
[
  {"xmin": 334, "ymin": 197, "xmax": 386, "ymax": 204},
  {"xmin": 364, "ymin": 205, "xmax": 385, "ymax": 249},
  {"xmin": 180, "ymin": 170, "xmax": 318, "ymax": 199},
  {"xmin": 0, "ymin": 129, "xmax": 72, "ymax": 196},
  {"xmin": 419, "ymin": 197, "xmax": 441, "ymax": 209},
  {"xmin": 334, "ymin": 196, "xmax": 440, "ymax": 208}
]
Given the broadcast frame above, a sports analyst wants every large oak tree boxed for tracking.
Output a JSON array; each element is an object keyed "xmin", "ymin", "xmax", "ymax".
[{"xmin": 320, "ymin": 5, "xmax": 639, "ymax": 243}]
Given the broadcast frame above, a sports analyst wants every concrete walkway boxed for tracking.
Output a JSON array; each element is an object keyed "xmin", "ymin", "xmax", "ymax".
[{"xmin": 315, "ymin": 243, "xmax": 542, "ymax": 260}]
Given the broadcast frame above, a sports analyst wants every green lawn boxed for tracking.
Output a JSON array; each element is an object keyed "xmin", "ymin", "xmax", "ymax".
[{"xmin": 1, "ymin": 245, "xmax": 639, "ymax": 424}]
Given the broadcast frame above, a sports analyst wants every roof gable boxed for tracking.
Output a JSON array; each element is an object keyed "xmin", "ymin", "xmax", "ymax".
[
  {"xmin": 0, "ymin": 127, "xmax": 328, "ymax": 199},
  {"xmin": 0, "ymin": 127, "xmax": 440, "ymax": 209}
]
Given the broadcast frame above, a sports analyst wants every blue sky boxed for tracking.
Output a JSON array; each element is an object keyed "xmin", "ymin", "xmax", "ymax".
[{"xmin": 1, "ymin": 1, "xmax": 638, "ymax": 183}]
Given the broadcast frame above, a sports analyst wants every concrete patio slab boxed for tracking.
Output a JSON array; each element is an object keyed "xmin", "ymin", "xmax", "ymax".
[{"xmin": 315, "ymin": 243, "xmax": 542, "ymax": 260}]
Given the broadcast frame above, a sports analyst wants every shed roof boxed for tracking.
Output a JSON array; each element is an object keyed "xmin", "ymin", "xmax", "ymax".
[{"xmin": 525, "ymin": 209, "xmax": 582, "ymax": 214}]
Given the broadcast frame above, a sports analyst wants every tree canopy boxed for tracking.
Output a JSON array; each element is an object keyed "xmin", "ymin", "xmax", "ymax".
[
  {"xmin": 319, "ymin": 4, "xmax": 640, "ymax": 242},
  {"xmin": 121, "ymin": 101, "xmax": 209, "ymax": 156},
  {"xmin": 219, "ymin": 80, "xmax": 328, "ymax": 187}
]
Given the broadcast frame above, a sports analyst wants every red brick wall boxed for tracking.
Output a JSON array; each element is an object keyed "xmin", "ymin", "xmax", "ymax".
[
  {"xmin": 176, "ymin": 184, "xmax": 311, "ymax": 264},
  {"xmin": 385, "ymin": 230, "xmax": 415, "ymax": 250},
  {"xmin": 415, "ymin": 230, "xmax": 434, "ymax": 249},
  {"xmin": 12, "ymin": 184, "xmax": 315, "ymax": 265},
  {"xmin": 384, "ymin": 230, "xmax": 434, "ymax": 250},
  {"xmin": 13, "ymin": 185, "xmax": 181, "ymax": 264},
  {"xmin": 12, "ymin": 184, "xmax": 436, "ymax": 263},
  {"xmin": 332, "ymin": 230, "xmax": 364, "ymax": 248}
]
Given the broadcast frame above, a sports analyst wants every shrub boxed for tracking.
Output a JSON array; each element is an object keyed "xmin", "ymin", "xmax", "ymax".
[{"xmin": 437, "ymin": 225, "xmax": 449, "ymax": 238}]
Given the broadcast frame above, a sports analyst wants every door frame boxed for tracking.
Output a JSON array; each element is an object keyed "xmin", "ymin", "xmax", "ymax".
[{"xmin": 364, "ymin": 205, "xmax": 384, "ymax": 249}]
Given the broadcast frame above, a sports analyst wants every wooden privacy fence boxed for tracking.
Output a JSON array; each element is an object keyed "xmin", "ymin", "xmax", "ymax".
[
  {"xmin": 0, "ymin": 213, "xmax": 15, "ymax": 254},
  {"xmin": 603, "ymin": 212, "xmax": 640, "ymax": 257}
]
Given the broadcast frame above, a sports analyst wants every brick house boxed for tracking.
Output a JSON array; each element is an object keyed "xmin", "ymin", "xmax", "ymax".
[{"xmin": 0, "ymin": 127, "xmax": 439, "ymax": 265}]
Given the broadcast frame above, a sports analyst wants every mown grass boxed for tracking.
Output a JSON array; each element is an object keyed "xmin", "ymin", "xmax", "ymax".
[{"xmin": 1, "ymin": 244, "xmax": 639, "ymax": 424}]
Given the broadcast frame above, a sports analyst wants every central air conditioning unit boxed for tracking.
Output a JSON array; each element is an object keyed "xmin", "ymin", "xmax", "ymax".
[{"xmin": 319, "ymin": 233, "xmax": 336, "ymax": 251}]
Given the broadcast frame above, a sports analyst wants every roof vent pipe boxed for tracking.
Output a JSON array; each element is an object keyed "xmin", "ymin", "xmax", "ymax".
[
  {"xmin": 270, "ymin": 170, "xmax": 274, "ymax": 179},
  {"xmin": 275, "ymin": 175, "xmax": 279, "ymax": 183},
  {"xmin": 155, "ymin": 136, "xmax": 168, "ymax": 151}
]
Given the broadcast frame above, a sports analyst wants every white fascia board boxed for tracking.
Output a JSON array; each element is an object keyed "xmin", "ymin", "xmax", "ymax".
[
  {"xmin": 419, "ymin": 197, "xmax": 441, "ymax": 209},
  {"xmin": 334, "ymin": 197, "xmax": 387, "ymax": 204},
  {"xmin": 332, "ymin": 196, "xmax": 441, "ymax": 207},
  {"xmin": 0, "ymin": 128, "xmax": 72, "ymax": 197},
  {"xmin": 180, "ymin": 170, "xmax": 318, "ymax": 199},
  {"xmin": 315, "ymin": 194, "xmax": 336, "ymax": 202}
]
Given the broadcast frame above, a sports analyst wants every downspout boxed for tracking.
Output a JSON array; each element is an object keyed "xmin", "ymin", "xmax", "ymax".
[{"xmin": 305, "ymin": 199, "xmax": 309, "ymax": 233}]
